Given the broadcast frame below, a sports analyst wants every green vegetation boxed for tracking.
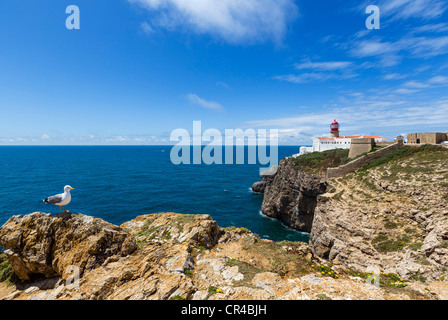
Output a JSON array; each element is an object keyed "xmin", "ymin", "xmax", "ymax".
[
  {"xmin": 317, "ymin": 293, "xmax": 332, "ymax": 300},
  {"xmin": 331, "ymin": 190, "xmax": 344, "ymax": 201},
  {"xmin": 206, "ymin": 286, "xmax": 223, "ymax": 299},
  {"xmin": 225, "ymin": 259, "xmax": 262, "ymax": 286},
  {"xmin": 345, "ymin": 269, "xmax": 407, "ymax": 288},
  {"xmin": 0, "ymin": 253, "xmax": 18, "ymax": 285},
  {"xmin": 372, "ymin": 234, "xmax": 411, "ymax": 253},
  {"xmin": 384, "ymin": 218, "xmax": 399, "ymax": 229},
  {"xmin": 170, "ymin": 295, "xmax": 186, "ymax": 300},
  {"xmin": 312, "ymin": 264, "xmax": 339, "ymax": 279},
  {"xmin": 360, "ymin": 145, "xmax": 447, "ymax": 172},
  {"xmin": 291, "ymin": 149, "xmax": 350, "ymax": 174}
]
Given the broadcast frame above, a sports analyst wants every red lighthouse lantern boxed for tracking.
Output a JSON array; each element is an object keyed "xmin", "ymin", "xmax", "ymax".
[{"xmin": 330, "ymin": 119, "xmax": 340, "ymax": 138}]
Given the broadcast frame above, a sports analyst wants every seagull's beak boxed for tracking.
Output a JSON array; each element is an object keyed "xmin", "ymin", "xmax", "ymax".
[{"xmin": 71, "ymin": 188, "xmax": 75, "ymax": 191}]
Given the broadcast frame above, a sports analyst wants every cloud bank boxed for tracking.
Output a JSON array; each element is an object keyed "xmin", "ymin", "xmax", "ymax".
[{"xmin": 129, "ymin": 0, "xmax": 299, "ymax": 44}]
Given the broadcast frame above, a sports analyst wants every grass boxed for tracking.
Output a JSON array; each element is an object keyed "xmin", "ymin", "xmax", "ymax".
[
  {"xmin": 345, "ymin": 268, "xmax": 407, "ymax": 288},
  {"xmin": 372, "ymin": 234, "xmax": 411, "ymax": 253},
  {"xmin": 225, "ymin": 259, "xmax": 262, "ymax": 286},
  {"xmin": 206, "ymin": 286, "xmax": 223, "ymax": 299},
  {"xmin": 291, "ymin": 149, "xmax": 350, "ymax": 174},
  {"xmin": 312, "ymin": 264, "xmax": 339, "ymax": 279},
  {"xmin": 0, "ymin": 253, "xmax": 18, "ymax": 285},
  {"xmin": 384, "ymin": 218, "xmax": 399, "ymax": 229},
  {"xmin": 360, "ymin": 145, "xmax": 447, "ymax": 172},
  {"xmin": 241, "ymin": 240, "xmax": 314, "ymax": 279}
]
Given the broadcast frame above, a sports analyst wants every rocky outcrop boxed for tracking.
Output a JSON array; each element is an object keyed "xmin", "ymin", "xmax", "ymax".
[
  {"xmin": 310, "ymin": 146, "xmax": 448, "ymax": 283},
  {"xmin": 260, "ymin": 158, "xmax": 327, "ymax": 233},
  {"xmin": 251, "ymin": 165, "xmax": 278, "ymax": 193},
  {"xmin": 0, "ymin": 212, "xmax": 137, "ymax": 281},
  {"xmin": 0, "ymin": 211, "xmax": 446, "ymax": 300}
]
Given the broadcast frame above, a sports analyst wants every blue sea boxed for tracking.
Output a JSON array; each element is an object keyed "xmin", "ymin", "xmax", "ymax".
[{"xmin": 0, "ymin": 146, "xmax": 309, "ymax": 242}]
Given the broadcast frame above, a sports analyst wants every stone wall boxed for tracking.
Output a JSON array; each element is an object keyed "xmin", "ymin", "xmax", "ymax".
[
  {"xmin": 348, "ymin": 138, "xmax": 375, "ymax": 159},
  {"xmin": 407, "ymin": 132, "xmax": 448, "ymax": 145},
  {"xmin": 327, "ymin": 140, "xmax": 403, "ymax": 179}
]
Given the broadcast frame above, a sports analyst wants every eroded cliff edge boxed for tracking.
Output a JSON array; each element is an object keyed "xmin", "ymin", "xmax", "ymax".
[
  {"xmin": 1, "ymin": 210, "xmax": 446, "ymax": 300},
  {"xmin": 260, "ymin": 158, "xmax": 327, "ymax": 233},
  {"xmin": 259, "ymin": 145, "xmax": 448, "ymax": 288},
  {"xmin": 0, "ymin": 146, "xmax": 447, "ymax": 300},
  {"xmin": 310, "ymin": 145, "xmax": 448, "ymax": 284}
]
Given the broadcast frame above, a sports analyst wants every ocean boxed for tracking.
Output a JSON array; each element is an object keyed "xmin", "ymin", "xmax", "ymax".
[{"xmin": 0, "ymin": 146, "xmax": 309, "ymax": 242}]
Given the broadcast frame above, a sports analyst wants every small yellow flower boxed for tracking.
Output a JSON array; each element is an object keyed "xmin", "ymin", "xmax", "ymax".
[{"xmin": 216, "ymin": 288, "xmax": 222, "ymax": 293}]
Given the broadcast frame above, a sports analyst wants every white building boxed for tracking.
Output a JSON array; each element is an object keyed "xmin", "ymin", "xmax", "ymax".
[{"xmin": 297, "ymin": 120, "xmax": 388, "ymax": 156}]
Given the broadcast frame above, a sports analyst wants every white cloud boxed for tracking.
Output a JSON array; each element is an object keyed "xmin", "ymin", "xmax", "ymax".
[
  {"xmin": 349, "ymin": 35, "xmax": 448, "ymax": 67},
  {"xmin": 383, "ymin": 73, "xmax": 407, "ymax": 80},
  {"xmin": 275, "ymin": 59, "xmax": 358, "ymax": 84},
  {"xmin": 428, "ymin": 75, "xmax": 448, "ymax": 84},
  {"xmin": 41, "ymin": 134, "xmax": 51, "ymax": 140},
  {"xmin": 379, "ymin": 0, "xmax": 447, "ymax": 20},
  {"xmin": 294, "ymin": 61, "xmax": 353, "ymax": 71},
  {"xmin": 412, "ymin": 23, "xmax": 448, "ymax": 33},
  {"xmin": 274, "ymin": 72, "xmax": 357, "ymax": 84},
  {"xmin": 358, "ymin": 0, "xmax": 448, "ymax": 21},
  {"xmin": 244, "ymin": 87, "xmax": 448, "ymax": 144},
  {"xmin": 402, "ymin": 80, "xmax": 430, "ymax": 88},
  {"xmin": 187, "ymin": 93, "xmax": 224, "ymax": 111},
  {"xmin": 129, "ymin": 0, "xmax": 299, "ymax": 44},
  {"xmin": 140, "ymin": 22, "xmax": 155, "ymax": 35}
]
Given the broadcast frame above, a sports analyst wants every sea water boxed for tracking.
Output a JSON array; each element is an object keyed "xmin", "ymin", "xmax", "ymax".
[{"xmin": 0, "ymin": 146, "xmax": 309, "ymax": 242}]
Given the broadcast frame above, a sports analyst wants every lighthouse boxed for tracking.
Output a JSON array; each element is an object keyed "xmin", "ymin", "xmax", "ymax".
[
  {"xmin": 330, "ymin": 119, "xmax": 340, "ymax": 138},
  {"xmin": 296, "ymin": 119, "xmax": 388, "ymax": 157}
]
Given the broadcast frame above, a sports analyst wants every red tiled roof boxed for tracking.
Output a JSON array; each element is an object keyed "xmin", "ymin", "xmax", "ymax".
[{"xmin": 317, "ymin": 135, "xmax": 387, "ymax": 141}]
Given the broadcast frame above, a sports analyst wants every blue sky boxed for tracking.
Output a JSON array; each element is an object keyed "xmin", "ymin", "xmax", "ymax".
[{"xmin": 0, "ymin": 0, "xmax": 447, "ymax": 145}]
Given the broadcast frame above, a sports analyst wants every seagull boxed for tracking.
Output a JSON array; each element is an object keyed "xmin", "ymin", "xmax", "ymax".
[{"xmin": 43, "ymin": 185, "xmax": 75, "ymax": 213}]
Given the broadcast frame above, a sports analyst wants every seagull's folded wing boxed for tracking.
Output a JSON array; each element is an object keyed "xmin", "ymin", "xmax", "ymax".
[{"xmin": 47, "ymin": 194, "xmax": 63, "ymax": 205}]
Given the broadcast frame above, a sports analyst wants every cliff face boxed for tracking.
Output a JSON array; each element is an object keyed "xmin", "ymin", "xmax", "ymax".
[
  {"xmin": 0, "ymin": 212, "xmax": 137, "ymax": 281},
  {"xmin": 2, "ymin": 211, "xmax": 446, "ymax": 300},
  {"xmin": 310, "ymin": 146, "xmax": 448, "ymax": 283},
  {"xmin": 261, "ymin": 158, "xmax": 327, "ymax": 233}
]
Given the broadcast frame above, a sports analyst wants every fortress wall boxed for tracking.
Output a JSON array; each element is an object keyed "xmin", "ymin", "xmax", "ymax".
[
  {"xmin": 407, "ymin": 132, "xmax": 448, "ymax": 145},
  {"xmin": 376, "ymin": 142, "xmax": 395, "ymax": 147},
  {"xmin": 327, "ymin": 142, "xmax": 402, "ymax": 179},
  {"xmin": 348, "ymin": 138, "xmax": 375, "ymax": 159}
]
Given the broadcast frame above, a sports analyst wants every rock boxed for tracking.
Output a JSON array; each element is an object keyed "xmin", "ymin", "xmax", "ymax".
[
  {"xmin": 0, "ymin": 211, "xmax": 444, "ymax": 301},
  {"xmin": 252, "ymin": 165, "xmax": 278, "ymax": 194},
  {"xmin": 0, "ymin": 212, "xmax": 137, "ymax": 281},
  {"xmin": 251, "ymin": 181, "xmax": 267, "ymax": 193},
  {"xmin": 261, "ymin": 158, "xmax": 327, "ymax": 233}
]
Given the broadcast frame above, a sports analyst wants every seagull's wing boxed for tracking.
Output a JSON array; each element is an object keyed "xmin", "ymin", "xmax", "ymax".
[{"xmin": 45, "ymin": 193, "xmax": 64, "ymax": 205}]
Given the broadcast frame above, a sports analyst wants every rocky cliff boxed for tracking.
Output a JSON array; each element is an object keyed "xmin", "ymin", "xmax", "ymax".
[
  {"xmin": 310, "ymin": 145, "xmax": 448, "ymax": 286},
  {"xmin": 260, "ymin": 157, "xmax": 328, "ymax": 233},
  {"xmin": 1, "ymin": 146, "xmax": 447, "ymax": 300}
]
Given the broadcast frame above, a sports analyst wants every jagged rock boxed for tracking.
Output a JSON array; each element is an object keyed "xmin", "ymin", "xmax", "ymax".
[
  {"xmin": 0, "ymin": 212, "xmax": 446, "ymax": 300},
  {"xmin": 251, "ymin": 165, "xmax": 278, "ymax": 194},
  {"xmin": 251, "ymin": 181, "xmax": 267, "ymax": 193},
  {"xmin": 0, "ymin": 212, "xmax": 137, "ymax": 281}
]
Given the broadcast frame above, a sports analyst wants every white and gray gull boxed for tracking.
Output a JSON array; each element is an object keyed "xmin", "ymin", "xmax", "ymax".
[{"xmin": 43, "ymin": 185, "xmax": 75, "ymax": 213}]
